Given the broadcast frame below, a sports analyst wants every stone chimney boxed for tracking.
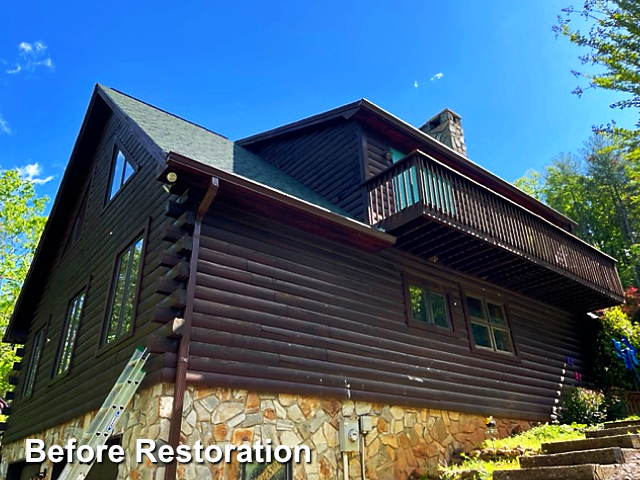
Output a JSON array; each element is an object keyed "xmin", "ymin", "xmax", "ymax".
[{"xmin": 419, "ymin": 108, "xmax": 467, "ymax": 157}]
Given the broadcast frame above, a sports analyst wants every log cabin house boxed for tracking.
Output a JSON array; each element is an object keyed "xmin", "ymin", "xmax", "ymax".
[{"xmin": 0, "ymin": 85, "xmax": 624, "ymax": 480}]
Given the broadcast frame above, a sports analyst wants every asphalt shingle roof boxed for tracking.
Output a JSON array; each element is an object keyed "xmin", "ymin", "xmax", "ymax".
[{"xmin": 100, "ymin": 86, "xmax": 350, "ymax": 217}]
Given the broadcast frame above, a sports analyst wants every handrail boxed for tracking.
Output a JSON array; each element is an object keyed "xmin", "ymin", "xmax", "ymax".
[{"xmin": 366, "ymin": 150, "xmax": 623, "ymax": 298}]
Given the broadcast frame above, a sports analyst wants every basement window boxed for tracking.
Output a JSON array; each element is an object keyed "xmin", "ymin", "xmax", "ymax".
[
  {"xmin": 466, "ymin": 295, "xmax": 515, "ymax": 354},
  {"xmin": 108, "ymin": 144, "xmax": 136, "ymax": 201},
  {"xmin": 54, "ymin": 290, "xmax": 86, "ymax": 376},
  {"xmin": 23, "ymin": 327, "xmax": 46, "ymax": 398},
  {"xmin": 102, "ymin": 236, "xmax": 144, "ymax": 345},
  {"xmin": 242, "ymin": 460, "xmax": 292, "ymax": 480}
]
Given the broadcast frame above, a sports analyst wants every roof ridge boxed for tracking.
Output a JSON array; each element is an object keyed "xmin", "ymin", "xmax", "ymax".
[{"xmin": 98, "ymin": 84, "xmax": 230, "ymax": 140}]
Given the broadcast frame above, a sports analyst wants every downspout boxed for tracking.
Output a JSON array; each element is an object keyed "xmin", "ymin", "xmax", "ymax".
[{"xmin": 165, "ymin": 177, "xmax": 219, "ymax": 480}]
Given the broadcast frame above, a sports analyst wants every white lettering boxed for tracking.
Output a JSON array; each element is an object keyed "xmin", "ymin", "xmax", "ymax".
[
  {"xmin": 26, "ymin": 440, "xmax": 45, "ymax": 462},
  {"xmin": 224, "ymin": 444, "xmax": 236, "ymax": 463},
  {"xmin": 176, "ymin": 445, "xmax": 191, "ymax": 463},
  {"xmin": 274, "ymin": 446, "xmax": 291, "ymax": 463},
  {"xmin": 137, "ymin": 439, "xmax": 157, "ymax": 463},
  {"xmin": 295, "ymin": 445, "xmax": 312, "ymax": 464},
  {"xmin": 157, "ymin": 445, "xmax": 174, "ymax": 463},
  {"xmin": 48, "ymin": 445, "xmax": 64, "ymax": 463},
  {"xmin": 205, "ymin": 445, "xmax": 222, "ymax": 463},
  {"xmin": 109, "ymin": 445, "xmax": 125, "ymax": 463}
]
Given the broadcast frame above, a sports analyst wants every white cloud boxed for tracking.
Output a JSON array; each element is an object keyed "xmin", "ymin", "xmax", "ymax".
[
  {"xmin": 16, "ymin": 163, "xmax": 53, "ymax": 185},
  {"xmin": 0, "ymin": 114, "xmax": 11, "ymax": 135},
  {"xmin": 6, "ymin": 64, "xmax": 21, "ymax": 74},
  {"xmin": 9, "ymin": 41, "xmax": 54, "ymax": 75},
  {"xmin": 414, "ymin": 80, "xmax": 419, "ymax": 88},
  {"xmin": 430, "ymin": 72, "xmax": 444, "ymax": 82}
]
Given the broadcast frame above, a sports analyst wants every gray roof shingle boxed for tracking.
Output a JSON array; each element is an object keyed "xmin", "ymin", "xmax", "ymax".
[{"xmin": 100, "ymin": 86, "xmax": 351, "ymax": 217}]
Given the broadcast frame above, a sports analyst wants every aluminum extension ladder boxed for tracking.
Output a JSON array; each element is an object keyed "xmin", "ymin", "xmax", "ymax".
[{"xmin": 57, "ymin": 346, "xmax": 150, "ymax": 480}]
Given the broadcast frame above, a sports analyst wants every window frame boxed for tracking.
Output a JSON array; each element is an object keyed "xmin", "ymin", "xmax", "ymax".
[
  {"xmin": 461, "ymin": 289, "xmax": 520, "ymax": 360},
  {"xmin": 52, "ymin": 282, "xmax": 90, "ymax": 380},
  {"xmin": 22, "ymin": 325, "xmax": 47, "ymax": 399},
  {"xmin": 403, "ymin": 273, "xmax": 457, "ymax": 337},
  {"xmin": 104, "ymin": 137, "xmax": 138, "ymax": 208},
  {"xmin": 97, "ymin": 225, "xmax": 148, "ymax": 355}
]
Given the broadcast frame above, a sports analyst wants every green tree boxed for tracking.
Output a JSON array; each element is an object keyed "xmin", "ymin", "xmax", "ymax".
[
  {"xmin": 0, "ymin": 168, "xmax": 47, "ymax": 412},
  {"xmin": 516, "ymin": 135, "xmax": 640, "ymax": 287},
  {"xmin": 555, "ymin": 0, "xmax": 640, "ymax": 158}
]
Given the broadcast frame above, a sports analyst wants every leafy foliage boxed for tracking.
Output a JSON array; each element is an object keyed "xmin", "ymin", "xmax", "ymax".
[
  {"xmin": 590, "ymin": 305, "xmax": 640, "ymax": 390},
  {"xmin": 554, "ymin": 0, "xmax": 640, "ymax": 158},
  {"xmin": 557, "ymin": 386, "xmax": 607, "ymax": 424},
  {"xmin": 0, "ymin": 169, "xmax": 47, "ymax": 411},
  {"xmin": 514, "ymin": 134, "xmax": 640, "ymax": 287}
]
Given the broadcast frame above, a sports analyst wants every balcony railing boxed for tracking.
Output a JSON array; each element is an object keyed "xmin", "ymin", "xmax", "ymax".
[{"xmin": 365, "ymin": 150, "xmax": 623, "ymax": 303}]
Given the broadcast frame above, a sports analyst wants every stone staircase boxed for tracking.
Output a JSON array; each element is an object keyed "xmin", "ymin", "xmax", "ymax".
[{"xmin": 493, "ymin": 419, "xmax": 640, "ymax": 480}]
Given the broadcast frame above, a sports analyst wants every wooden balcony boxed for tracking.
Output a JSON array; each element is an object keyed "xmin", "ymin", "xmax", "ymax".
[{"xmin": 366, "ymin": 150, "xmax": 624, "ymax": 312}]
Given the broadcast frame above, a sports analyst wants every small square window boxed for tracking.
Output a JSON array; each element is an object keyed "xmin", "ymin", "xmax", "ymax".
[
  {"xmin": 408, "ymin": 284, "xmax": 452, "ymax": 331},
  {"xmin": 103, "ymin": 236, "xmax": 144, "ymax": 345},
  {"xmin": 108, "ymin": 146, "xmax": 136, "ymax": 201},
  {"xmin": 466, "ymin": 295, "xmax": 515, "ymax": 355}
]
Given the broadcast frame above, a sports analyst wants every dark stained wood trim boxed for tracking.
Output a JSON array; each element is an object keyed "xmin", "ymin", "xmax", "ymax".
[{"xmin": 165, "ymin": 177, "xmax": 219, "ymax": 480}]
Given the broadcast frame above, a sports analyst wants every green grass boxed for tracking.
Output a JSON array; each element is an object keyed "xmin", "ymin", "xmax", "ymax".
[
  {"xmin": 482, "ymin": 423, "xmax": 586, "ymax": 452},
  {"xmin": 439, "ymin": 458, "xmax": 520, "ymax": 480},
  {"xmin": 434, "ymin": 423, "xmax": 587, "ymax": 480},
  {"xmin": 429, "ymin": 417, "xmax": 640, "ymax": 480}
]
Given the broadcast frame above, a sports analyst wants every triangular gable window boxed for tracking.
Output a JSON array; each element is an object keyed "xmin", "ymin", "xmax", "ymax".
[{"xmin": 109, "ymin": 146, "xmax": 136, "ymax": 200}]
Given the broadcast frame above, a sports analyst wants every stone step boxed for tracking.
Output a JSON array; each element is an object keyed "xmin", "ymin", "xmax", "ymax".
[
  {"xmin": 603, "ymin": 418, "xmax": 640, "ymax": 429},
  {"xmin": 542, "ymin": 434, "xmax": 640, "ymax": 454},
  {"xmin": 520, "ymin": 447, "xmax": 631, "ymax": 468},
  {"xmin": 493, "ymin": 464, "xmax": 618, "ymax": 480},
  {"xmin": 586, "ymin": 425, "xmax": 640, "ymax": 438}
]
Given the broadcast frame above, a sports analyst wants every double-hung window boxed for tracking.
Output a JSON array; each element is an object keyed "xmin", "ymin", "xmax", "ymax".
[
  {"xmin": 103, "ymin": 236, "xmax": 144, "ymax": 345},
  {"xmin": 54, "ymin": 291, "xmax": 86, "ymax": 376},
  {"xmin": 466, "ymin": 295, "xmax": 515, "ymax": 354}
]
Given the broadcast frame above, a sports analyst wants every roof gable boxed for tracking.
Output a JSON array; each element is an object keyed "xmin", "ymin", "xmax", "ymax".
[{"xmin": 100, "ymin": 86, "xmax": 351, "ymax": 217}]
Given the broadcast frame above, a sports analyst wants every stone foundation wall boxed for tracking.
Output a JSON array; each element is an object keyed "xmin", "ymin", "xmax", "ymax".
[
  {"xmin": 0, "ymin": 383, "xmax": 174, "ymax": 480},
  {"xmin": 0, "ymin": 384, "xmax": 531, "ymax": 480},
  {"xmin": 181, "ymin": 387, "xmax": 531, "ymax": 480}
]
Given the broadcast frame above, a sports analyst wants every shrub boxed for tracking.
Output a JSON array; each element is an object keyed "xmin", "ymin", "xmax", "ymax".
[
  {"xmin": 557, "ymin": 386, "xmax": 606, "ymax": 425},
  {"xmin": 589, "ymin": 306, "xmax": 640, "ymax": 392},
  {"xmin": 604, "ymin": 388, "xmax": 630, "ymax": 421}
]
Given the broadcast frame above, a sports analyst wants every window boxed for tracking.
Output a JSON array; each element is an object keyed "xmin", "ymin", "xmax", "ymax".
[
  {"xmin": 466, "ymin": 295, "xmax": 515, "ymax": 354},
  {"xmin": 54, "ymin": 291, "xmax": 86, "ymax": 376},
  {"xmin": 408, "ymin": 284, "xmax": 452, "ymax": 331},
  {"xmin": 108, "ymin": 146, "xmax": 135, "ymax": 200},
  {"xmin": 103, "ymin": 236, "xmax": 144, "ymax": 345},
  {"xmin": 23, "ymin": 327, "xmax": 46, "ymax": 398},
  {"xmin": 242, "ymin": 460, "xmax": 292, "ymax": 480}
]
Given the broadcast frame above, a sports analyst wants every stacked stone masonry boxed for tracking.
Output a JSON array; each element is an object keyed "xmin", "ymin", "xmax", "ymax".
[{"xmin": 0, "ymin": 384, "xmax": 530, "ymax": 480}]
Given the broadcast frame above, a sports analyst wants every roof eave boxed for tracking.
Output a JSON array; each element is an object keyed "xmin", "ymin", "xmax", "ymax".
[{"xmin": 164, "ymin": 151, "xmax": 396, "ymax": 252}]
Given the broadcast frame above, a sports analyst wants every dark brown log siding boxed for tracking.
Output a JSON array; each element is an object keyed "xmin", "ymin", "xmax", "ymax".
[
  {"xmin": 363, "ymin": 128, "xmax": 395, "ymax": 179},
  {"xmin": 189, "ymin": 201, "xmax": 590, "ymax": 422},
  {"xmin": 5, "ymin": 112, "xmax": 173, "ymax": 443},
  {"xmin": 243, "ymin": 121, "xmax": 365, "ymax": 221}
]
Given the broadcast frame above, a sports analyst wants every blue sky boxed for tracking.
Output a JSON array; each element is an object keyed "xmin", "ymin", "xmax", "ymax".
[{"xmin": 0, "ymin": 0, "xmax": 636, "ymax": 206}]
